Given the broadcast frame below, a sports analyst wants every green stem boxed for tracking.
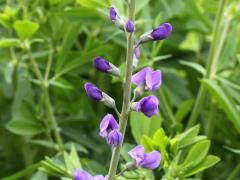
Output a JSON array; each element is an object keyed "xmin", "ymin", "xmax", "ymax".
[
  {"xmin": 43, "ymin": 87, "xmax": 64, "ymax": 152},
  {"xmin": 107, "ymin": 1, "xmax": 135, "ymax": 179},
  {"xmin": 186, "ymin": 0, "xmax": 228, "ymax": 129}
]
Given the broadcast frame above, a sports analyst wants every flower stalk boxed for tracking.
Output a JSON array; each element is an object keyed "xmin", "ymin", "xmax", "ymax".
[
  {"xmin": 186, "ymin": 0, "xmax": 228, "ymax": 129},
  {"xmin": 107, "ymin": 0, "xmax": 136, "ymax": 179}
]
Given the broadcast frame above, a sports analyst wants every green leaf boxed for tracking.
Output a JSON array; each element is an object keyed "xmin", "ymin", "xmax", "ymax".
[
  {"xmin": 130, "ymin": 112, "xmax": 161, "ymax": 144},
  {"xmin": 6, "ymin": 120, "xmax": 43, "ymax": 136},
  {"xmin": 177, "ymin": 124, "xmax": 200, "ymax": 149},
  {"xmin": 0, "ymin": 38, "xmax": 21, "ymax": 47},
  {"xmin": 184, "ymin": 155, "xmax": 220, "ymax": 177},
  {"xmin": 175, "ymin": 99, "xmax": 194, "ymax": 122},
  {"xmin": 14, "ymin": 20, "xmax": 39, "ymax": 40},
  {"xmin": 182, "ymin": 140, "xmax": 210, "ymax": 168},
  {"xmin": 202, "ymin": 79, "xmax": 240, "ymax": 133},
  {"xmin": 224, "ymin": 146, "xmax": 240, "ymax": 154},
  {"xmin": 180, "ymin": 60, "xmax": 206, "ymax": 75}
]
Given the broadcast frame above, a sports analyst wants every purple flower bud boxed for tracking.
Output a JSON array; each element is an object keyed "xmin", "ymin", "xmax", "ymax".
[
  {"xmin": 132, "ymin": 67, "xmax": 162, "ymax": 91},
  {"xmin": 133, "ymin": 46, "xmax": 140, "ymax": 68},
  {"xmin": 109, "ymin": 7, "xmax": 117, "ymax": 21},
  {"xmin": 99, "ymin": 114, "xmax": 119, "ymax": 138},
  {"xmin": 84, "ymin": 83, "xmax": 116, "ymax": 108},
  {"xmin": 74, "ymin": 170, "xmax": 93, "ymax": 180},
  {"xmin": 107, "ymin": 129, "xmax": 122, "ymax": 147},
  {"xmin": 125, "ymin": 19, "xmax": 135, "ymax": 32},
  {"xmin": 128, "ymin": 145, "xmax": 161, "ymax": 169},
  {"xmin": 84, "ymin": 82, "xmax": 103, "ymax": 102},
  {"xmin": 151, "ymin": 23, "xmax": 172, "ymax": 40},
  {"xmin": 137, "ymin": 23, "xmax": 172, "ymax": 45},
  {"xmin": 132, "ymin": 95, "xmax": 159, "ymax": 117},
  {"xmin": 93, "ymin": 57, "xmax": 121, "ymax": 77}
]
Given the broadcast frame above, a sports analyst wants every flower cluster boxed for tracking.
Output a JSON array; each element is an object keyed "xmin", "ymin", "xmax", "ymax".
[{"xmin": 80, "ymin": 4, "xmax": 172, "ymax": 180}]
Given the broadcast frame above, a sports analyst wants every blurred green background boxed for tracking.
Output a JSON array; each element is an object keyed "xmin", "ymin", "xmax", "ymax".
[{"xmin": 0, "ymin": 0, "xmax": 239, "ymax": 179}]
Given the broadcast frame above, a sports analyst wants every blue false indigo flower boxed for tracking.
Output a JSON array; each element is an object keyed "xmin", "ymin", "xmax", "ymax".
[
  {"xmin": 74, "ymin": 169, "xmax": 107, "ymax": 180},
  {"xmin": 93, "ymin": 57, "xmax": 120, "ymax": 77},
  {"xmin": 99, "ymin": 114, "xmax": 119, "ymax": 138},
  {"xmin": 128, "ymin": 145, "xmax": 161, "ymax": 169},
  {"xmin": 132, "ymin": 67, "xmax": 162, "ymax": 93},
  {"xmin": 132, "ymin": 95, "xmax": 159, "ymax": 117},
  {"xmin": 125, "ymin": 19, "xmax": 135, "ymax": 32},
  {"xmin": 109, "ymin": 6, "xmax": 124, "ymax": 30},
  {"xmin": 84, "ymin": 82, "xmax": 116, "ymax": 108},
  {"xmin": 133, "ymin": 46, "xmax": 140, "ymax": 68},
  {"xmin": 107, "ymin": 129, "xmax": 122, "ymax": 147},
  {"xmin": 137, "ymin": 23, "xmax": 172, "ymax": 45}
]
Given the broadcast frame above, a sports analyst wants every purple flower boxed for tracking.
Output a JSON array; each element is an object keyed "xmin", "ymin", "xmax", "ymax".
[
  {"xmin": 109, "ymin": 6, "xmax": 117, "ymax": 21},
  {"xmin": 93, "ymin": 57, "xmax": 120, "ymax": 77},
  {"xmin": 132, "ymin": 95, "xmax": 159, "ymax": 117},
  {"xmin": 132, "ymin": 67, "xmax": 162, "ymax": 91},
  {"xmin": 125, "ymin": 19, "xmax": 135, "ymax": 32},
  {"xmin": 133, "ymin": 46, "xmax": 140, "ymax": 68},
  {"xmin": 137, "ymin": 23, "xmax": 172, "ymax": 45},
  {"xmin": 128, "ymin": 145, "xmax": 161, "ymax": 169},
  {"xmin": 151, "ymin": 23, "xmax": 172, "ymax": 40},
  {"xmin": 99, "ymin": 114, "xmax": 119, "ymax": 138},
  {"xmin": 74, "ymin": 170, "xmax": 93, "ymax": 180},
  {"xmin": 107, "ymin": 129, "xmax": 122, "ymax": 147},
  {"xmin": 84, "ymin": 83, "xmax": 103, "ymax": 102}
]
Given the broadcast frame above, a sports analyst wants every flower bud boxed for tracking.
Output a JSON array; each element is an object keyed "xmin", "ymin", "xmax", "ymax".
[
  {"xmin": 137, "ymin": 23, "xmax": 172, "ymax": 45},
  {"xmin": 84, "ymin": 82, "xmax": 116, "ymax": 108},
  {"xmin": 125, "ymin": 19, "xmax": 135, "ymax": 32},
  {"xmin": 132, "ymin": 95, "xmax": 159, "ymax": 117},
  {"xmin": 93, "ymin": 57, "xmax": 120, "ymax": 77},
  {"xmin": 109, "ymin": 6, "xmax": 125, "ymax": 30},
  {"xmin": 133, "ymin": 46, "xmax": 140, "ymax": 68},
  {"xmin": 107, "ymin": 129, "xmax": 122, "ymax": 147}
]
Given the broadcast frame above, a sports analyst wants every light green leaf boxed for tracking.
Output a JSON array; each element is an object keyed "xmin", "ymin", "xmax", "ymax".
[
  {"xmin": 202, "ymin": 79, "xmax": 240, "ymax": 133},
  {"xmin": 0, "ymin": 38, "xmax": 21, "ymax": 47},
  {"xmin": 130, "ymin": 112, "xmax": 161, "ymax": 144},
  {"xmin": 175, "ymin": 99, "xmax": 194, "ymax": 122},
  {"xmin": 6, "ymin": 120, "xmax": 43, "ymax": 136},
  {"xmin": 183, "ymin": 140, "xmax": 210, "ymax": 168},
  {"xmin": 14, "ymin": 20, "xmax": 39, "ymax": 40},
  {"xmin": 184, "ymin": 155, "xmax": 220, "ymax": 177},
  {"xmin": 180, "ymin": 60, "xmax": 206, "ymax": 75}
]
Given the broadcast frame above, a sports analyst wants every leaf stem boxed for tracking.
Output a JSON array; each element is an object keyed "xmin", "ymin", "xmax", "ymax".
[
  {"xmin": 186, "ymin": 0, "xmax": 228, "ymax": 129},
  {"xmin": 107, "ymin": 1, "xmax": 135, "ymax": 179}
]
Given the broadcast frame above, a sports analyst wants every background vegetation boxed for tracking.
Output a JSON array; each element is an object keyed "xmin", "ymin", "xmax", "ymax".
[{"xmin": 0, "ymin": 0, "xmax": 239, "ymax": 179}]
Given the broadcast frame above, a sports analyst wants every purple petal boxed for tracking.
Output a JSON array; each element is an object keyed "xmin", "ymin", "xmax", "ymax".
[
  {"xmin": 125, "ymin": 19, "xmax": 135, "ymax": 32},
  {"xmin": 109, "ymin": 7, "xmax": 117, "ymax": 21},
  {"xmin": 151, "ymin": 23, "xmax": 172, "ymax": 40},
  {"xmin": 128, "ymin": 145, "xmax": 146, "ymax": 167},
  {"xmin": 99, "ymin": 114, "xmax": 118, "ymax": 138},
  {"xmin": 74, "ymin": 170, "xmax": 93, "ymax": 180},
  {"xmin": 132, "ymin": 67, "xmax": 152, "ymax": 86},
  {"xmin": 139, "ymin": 95, "xmax": 159, "ymax": 117},
  {"xmin": 84, "ymin": 83, "xmax": 103, "ymax": 102},
  {"xmin": 134, "ymin": 46, "xmax": 140, "ymax": 59},
  {"xmin": 146, "ymin": 70, "xmax": 162, "ymax": 91},
  {"xmin": 93, "ymin": 57, "xmax": 111, "ymax": 72},
  {"xmin": 107, "ymin": 129, "xmax": 122, "ymax": 147},
  {"xmin": 142, "ymin": 151, "xmax": 161, "ymax": 169}
]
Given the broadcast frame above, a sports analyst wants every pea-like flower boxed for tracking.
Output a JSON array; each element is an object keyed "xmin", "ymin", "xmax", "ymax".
[
  {"xmin": 137, "ymin": 23, "xmax": 172, "ymax": 45},
  {"xmin": 93, "ymin": 57, "xmax": 120, "ymax": 77},
  {"xmin": 128, "ymin": 145, "xmax": 161, "ymax": 169},
  {"xmin": 125, "ymin": 19, "xmax": 135, "ymax": 32},
  {"xmin": 99, "ymin": 114, "xmax": 119, "ymax": 138},
  {"xmin": 132, "ymin": 95, "xmax": 159, "ymax": 117},
  {"xmin": 109, "ymin": 6, "xmax": 124, "ymax": 30},
  {"xmin": 133, "ymin": 46, "xmax": 140, "ymax": 68},
  {"xmin": 132, "ymin": 67, "xmax": 162, "ymax": 91},
  {"xmin": 74, "ymin": 169, "xmax": 107, "ymax": 180},
  {"xmin": 84, "ymin": 83, "xmax": 116, "ymax": 108},
  {"xmin": 107, "ymin": 129, "xmax": 122, "ymax": 147}
]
